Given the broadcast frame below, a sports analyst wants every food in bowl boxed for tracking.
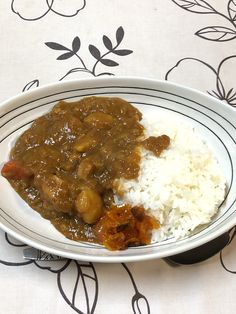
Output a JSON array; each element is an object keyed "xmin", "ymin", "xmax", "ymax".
[
  {"xmin": 1, "ymin": 96, "xmax": 226, "ymax": 250},
  {"xmin": 116, "ymin": 112, "xmax": 226, "ymax": 242}
]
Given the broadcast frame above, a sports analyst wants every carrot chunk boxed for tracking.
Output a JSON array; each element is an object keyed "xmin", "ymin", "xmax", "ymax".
[{"xmin": 1, "ymin": 160, "xmax": 33, "ymax": 180}]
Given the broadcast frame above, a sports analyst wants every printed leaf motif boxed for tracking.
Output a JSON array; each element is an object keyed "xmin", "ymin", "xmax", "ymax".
[
  {"xmin": 116, "ymin": 26, "xmax": 124, "ymax": 45},
  {"xmin": 96, "ymin": 72, "xmax": 114, "ymax": 76},
  {"xmin": 63, "ymin": 67, "xmax": 91, "ymax": 75},
  {"xmin": 103, "ymin": 35, "xmax": 113, "ymax": 50},
  {"xmin": 57, "ymin": 261, "xmax": 98, "ymax": 314},
  {"xmin": 228, "ymin": 0, "xmax": 236, "ymax": 21},
  {"xmin": 225, "ymin": 88, "xmax": 236, "ymax": 104},
  {"xmin": 132, "ymin": 294, "xmax": 150, "ymax": 314},
  {"xmin": 45, "ymin": 42, "xmax": 69, "ymax": 51},
  {"xmin": 22, "ymin": 79, "xmax": 39, "ymax": 92},
  {"xmin": 113, "ymin": 49, "xmax": 133, "ymax": 56},
  {"xmin": 89, "ymin": 45, "xmax": 101, "ymax": 60},
  {"xmin": 46, "ymin": 26, "xmax": 133, "ymax": 78},
  {"xmin": 72, "ymin": 36, "xmax": 81, "ymax": 53},
  {"xmin": 172, "ymin": 0, "xmax": 215, "ymax": 14},
  {"xmin": 196, "ymin": 26, "xmax": 236, "ymax": 41},
  {"xmin": 100, "ymin": 59, "xmax": 119, "ymax": 66},
  {"xmin": 226, "ymin": 88, "xmax": 234, "ymax": 99},
  {"xmin": 122, "ymin": 263, "xmax": 151, "ymax": 314},
  {"xmin": 57, "ymin": 51, "xmax": 75, "ymax": 60}
]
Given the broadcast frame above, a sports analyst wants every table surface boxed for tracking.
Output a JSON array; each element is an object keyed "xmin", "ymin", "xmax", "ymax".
[{"xmin": 0, "ymin": 1, "xmax": 236, "ymax": 313}]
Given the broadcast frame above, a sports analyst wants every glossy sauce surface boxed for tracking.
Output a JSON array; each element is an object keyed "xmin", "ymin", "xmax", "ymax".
[{"xmin": 2, "ymin": 97, "xmax": 169, "ymax": 249}]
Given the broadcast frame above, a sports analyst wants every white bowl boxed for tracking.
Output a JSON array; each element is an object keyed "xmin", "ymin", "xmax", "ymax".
[{"xmin": 0, "ymin": 77, "xmax": 235, "ymax": 263}]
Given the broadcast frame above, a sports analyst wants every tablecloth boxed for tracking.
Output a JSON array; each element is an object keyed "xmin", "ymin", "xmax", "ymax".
[{"xmin": 0, "ymin": 1, "xmax": 235, "ymax": 313}]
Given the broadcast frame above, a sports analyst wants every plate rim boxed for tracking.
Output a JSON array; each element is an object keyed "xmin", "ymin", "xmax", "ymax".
[{"xmin": 0, "ymin": 76, "xmax": 236, "ymax": 262}]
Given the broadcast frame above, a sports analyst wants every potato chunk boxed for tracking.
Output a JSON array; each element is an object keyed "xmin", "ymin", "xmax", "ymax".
[
  {"xmin": 75, "ymin": 188, "xmax": 103, "ymax": 224},
  {"xmin": 74, "ymin": 134, "xmax": 97, "ymax": 152},
  {"xmin": 84, "ymin": 112, "xmax": 114, "ymax": 128}
]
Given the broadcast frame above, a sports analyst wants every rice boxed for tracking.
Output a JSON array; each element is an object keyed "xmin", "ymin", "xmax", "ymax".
[{"xmin": 115, "ymin": 111, "xmax": 226, "ymax": 242}]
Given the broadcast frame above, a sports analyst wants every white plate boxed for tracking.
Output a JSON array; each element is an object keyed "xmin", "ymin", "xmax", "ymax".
[{"xmin": 0, "ymin": 77, "xmax": 236, "ymax": 263}]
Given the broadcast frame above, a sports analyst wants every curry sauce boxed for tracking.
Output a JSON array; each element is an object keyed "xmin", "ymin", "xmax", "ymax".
[{"xmin": 1, "ymin": 97, "xmax": 169, "ymax": 250}]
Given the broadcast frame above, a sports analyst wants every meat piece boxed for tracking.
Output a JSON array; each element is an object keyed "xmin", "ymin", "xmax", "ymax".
[
  {"xmin": 142, "ymin": 135, "xmax": 170, "ymax": 156},
  {"xmin": 75, "ymin": 188, "xmax": 103, "ymax": 224},
  {"xmin": 38, "ymin": 175, "xmax": 72, "ymax": 213},
  {"xmin": 1, "ymin": 160, "xmax": 33, "ymax": 180},
  {"xmin": 77, "ymin": 157, "xmax": 103, "ymax": 180},
  {"xmin": 77, "ymin": 158, "xmax": 95, "ymax": 180},
  {"xmin": 60, "ymin": 151, "xmax": 81, "ymax": 171}
]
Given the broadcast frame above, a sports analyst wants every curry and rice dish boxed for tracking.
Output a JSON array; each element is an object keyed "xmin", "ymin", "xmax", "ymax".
[{"xmin": 1, "ymin": 96, "xmax": 226, "ymax": 250}]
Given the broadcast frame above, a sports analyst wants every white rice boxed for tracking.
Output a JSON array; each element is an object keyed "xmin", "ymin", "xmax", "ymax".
[{"xmin": 115, "ymin": 111, "xmax": 226, "ymax": 242}]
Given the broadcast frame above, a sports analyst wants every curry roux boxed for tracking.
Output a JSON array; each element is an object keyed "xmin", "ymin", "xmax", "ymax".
[{"xmin": 1, "ymin": 97, "xmax": 169, "ymax": 250}]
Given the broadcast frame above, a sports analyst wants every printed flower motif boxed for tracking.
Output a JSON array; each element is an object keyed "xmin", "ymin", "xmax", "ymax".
[
  {"xmin": 11, "ymin": 0, "xmax": 86, "ymax": 21},
  {"xmin": 0, "ymin": 232, "xmax": 33, "ymax": 266},
  {"xmin": 0, "ymin": 230, "xmax": 99, "ymax": 313},
  {"xmin": 3, "ymin": 67, "xmax": 236, "ymax": 311},
  {"xmin": 165, "ymin": 55, "xmax": 236, "ymax": 107},
  {"xmin": 0, "ymin": 230, "xmax": 150, "ymax": 314}
]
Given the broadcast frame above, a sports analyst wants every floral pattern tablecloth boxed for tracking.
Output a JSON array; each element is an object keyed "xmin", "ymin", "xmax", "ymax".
[{"xmin": 0, "ymin": 1, "xmax": 235, "ymax": 313}]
